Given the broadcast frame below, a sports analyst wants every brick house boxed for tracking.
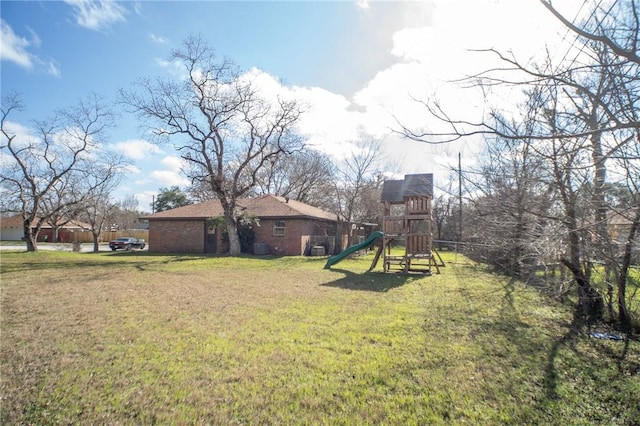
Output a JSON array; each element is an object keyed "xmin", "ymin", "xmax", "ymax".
[
  {"xmin": 0, "ymin": 214, "xmax": 90, "ymax": 242},
  {"xmin": 140, "ymin": 195, "xmax": 343, "ymax": 256}
]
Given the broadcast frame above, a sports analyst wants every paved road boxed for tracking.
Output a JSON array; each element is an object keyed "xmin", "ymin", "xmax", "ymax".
[{"xmin": 0, "ymin": 243, "xmax": 147, "ymax": 253}]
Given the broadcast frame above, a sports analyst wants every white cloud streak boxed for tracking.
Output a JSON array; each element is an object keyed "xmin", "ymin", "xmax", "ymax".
[
  {"xmin": 64, "ymin": 0, "xmax": 127, "ymax": 31},
  {"xmin": 149, "ymin": 33, "xmax": 168, "ymax": 45},
  {"xmin": 355, "ymin": 0, "xmax": 370, "ymax": 10},
  {"xmin": 1, "ymin": 20, "xmax": 61, "ymax": 77},
  {"xmin": 150, "ymin": 156, "xmax": 189, "ymax": 187},
  {"xmin": 114, "ymin": 139, "xmax": 163, "ymax": 160},
  {"xmin": 1, "ymin": 19, "xmax": 34, "ymax": 68}
]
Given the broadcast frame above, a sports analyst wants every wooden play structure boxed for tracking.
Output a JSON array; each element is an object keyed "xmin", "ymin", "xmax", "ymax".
[{"xmin": 370, "ymin": 173, "xmax": 444, "ymax": 274}]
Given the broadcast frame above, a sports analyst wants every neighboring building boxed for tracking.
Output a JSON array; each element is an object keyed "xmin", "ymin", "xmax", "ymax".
[
  {"xmin": 609, "ymin": 210, "xmax": 640, "ymax": 263},
  {"xmin": 140, "ymin": 195, "xmax": 343, "ymax": 256},
  {"xmin": 0, "ymin": 215, "xmax": 90, "ymax": 242}
]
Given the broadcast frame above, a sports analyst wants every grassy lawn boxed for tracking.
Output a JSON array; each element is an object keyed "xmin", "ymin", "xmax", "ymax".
[{"xmin": 1, "ymin": 250, "xmax": 638, "ymax": 425}]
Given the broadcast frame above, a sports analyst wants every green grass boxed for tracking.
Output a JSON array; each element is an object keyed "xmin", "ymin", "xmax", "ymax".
[{"xmin": 1, "ymin": 250, "xmax": 638, "ymax": 424}]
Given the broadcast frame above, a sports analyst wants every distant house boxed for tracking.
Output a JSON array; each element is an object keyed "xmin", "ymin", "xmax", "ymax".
[
  {"xmin": 140, "ymin": 195, "xmax": 343, "ymax": 256},
  {"xmin": 608, "ymin": 210, "xmax": 640, "ymax": 262},
  {"xmin": 0, "ymin": 214, "xmax": 89, "ymax": 242}
]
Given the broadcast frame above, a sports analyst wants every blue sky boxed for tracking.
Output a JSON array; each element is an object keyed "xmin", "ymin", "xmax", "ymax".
[{"xmin": 1, "ymin": 0, "xmax": 578, "ymax": 212}]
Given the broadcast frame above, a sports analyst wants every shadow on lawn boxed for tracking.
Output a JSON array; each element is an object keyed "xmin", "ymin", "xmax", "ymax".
[
  {"xmin": 322, "ymin": 268, "xmax": 414, "ymax": 292},
  {"xmin": 463, "ymin": 275, "xmax": 638, "ymax": 420}
]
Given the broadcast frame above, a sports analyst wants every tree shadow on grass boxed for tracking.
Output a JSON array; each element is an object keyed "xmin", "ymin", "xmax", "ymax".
[
  {"xmin": 542, "ymin": 311, "xmax": 639, "ymax": 401},
  {"xmin": 462, "ymin": 275, "xmax": 639, "ymax": 421},
  {"xmin": 321, "ymin": 268, "xmax": 415, "ymax": 292}
]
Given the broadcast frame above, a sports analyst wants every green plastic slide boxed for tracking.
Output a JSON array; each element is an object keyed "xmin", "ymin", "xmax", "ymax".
[{"xmin": 324, "ymin": 231, "xmax": 384, "ymax": 269}]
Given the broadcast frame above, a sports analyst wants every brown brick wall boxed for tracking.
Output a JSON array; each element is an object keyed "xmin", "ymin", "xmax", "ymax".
[
  {"xmin": 254, "ymin": 219, "xmax": 335, "ymax": 256},
  {"xmin": 149, "ymin": 219, "xmax": 205, "ymax": 253},
  {"xmin": 150, "ymin": 218, "xmax": 338, "ymax": 256}
]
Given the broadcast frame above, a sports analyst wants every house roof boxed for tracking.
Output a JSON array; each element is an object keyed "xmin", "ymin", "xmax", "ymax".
[
  {"xmin": 381, "ymin": 173, "xmax": 434, "ymax": 203},
  {"xmin": 0, "ymin": 214, "xmax": 90, "ymax": 230},
  {"xmin": 141, "ymin": 195, "xmax": 338, "ymax": 222}
]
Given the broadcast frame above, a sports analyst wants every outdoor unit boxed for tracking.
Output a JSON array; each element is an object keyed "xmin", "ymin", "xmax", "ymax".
[{"xmin": 253, "ymin": 243, "xmax": 270, "ymax": 255}]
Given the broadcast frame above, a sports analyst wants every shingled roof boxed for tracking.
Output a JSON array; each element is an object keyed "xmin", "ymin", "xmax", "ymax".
[
  {"xmin": 0, "ymin": 214, "xmax": 90, "ymax": 230},
  {"xmin": 381, "ymin": 173, "xmax": 433, "ymax": 203},
  {"xmin": 141, "ymin": 195, "xmax": 337, "ymax": 222}
]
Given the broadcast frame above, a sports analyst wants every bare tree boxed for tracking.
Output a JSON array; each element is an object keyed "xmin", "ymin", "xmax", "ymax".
[
  {"xmin": 1, "ymin": 93, "xmax": 123, "ymax": 252},
  {"xmin": 110, "ymin": 195, "xmax": 143, "ymax": 231},
  {"xmin": 79, "ymin": 197, "xmax": 117, "ymax": 252},
  {"xmin": 605, "ymin": 130, "xmax": 640, "ymax": 327},
  {"xmin": 396, "ymin": 0, "xmax": 640, "ymax": 325},
  {"xmin": 121, "ymin": 36, "xmax": 304, "ymax": 255},
  {"xmin": 541, "ymin": 0, "xmax": 640, "ymax": 67},
  {"xmin": 252, "ymin": 149, "xmax": 335, "ymax": 205},
  {"xmin": 76, "ymin": 153, "xmax": 124, "ymax": 252},
  {"xmin": 432, "ymin": 192, "xmax": 454, "ymax": 246},
  {"xmin": 333, "ymin": 136, "xmax": 383, "ymax": 247},
  {"xmin": 41, "ymin": 182, "xmax": 81, "ymax": 243}
]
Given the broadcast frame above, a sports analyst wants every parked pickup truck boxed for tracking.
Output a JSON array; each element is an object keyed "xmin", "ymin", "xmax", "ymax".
[{"xmin": 109, "ymin": 237, "xmax": 146, "ymax": 251}]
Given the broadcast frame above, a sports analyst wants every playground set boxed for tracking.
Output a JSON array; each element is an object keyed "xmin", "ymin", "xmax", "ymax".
[{"xmin": 325, "ymin": 173, "xmax": 444, "ymax": 274}]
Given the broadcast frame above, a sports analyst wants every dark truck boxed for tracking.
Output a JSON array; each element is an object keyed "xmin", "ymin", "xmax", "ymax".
[{"xmin": 108, "ymin": 237, "xmax": 146, "ymax": 251}]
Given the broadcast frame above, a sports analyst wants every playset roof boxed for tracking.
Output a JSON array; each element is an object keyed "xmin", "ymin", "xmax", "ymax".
[{"xmin": 381, "ymin": 173, "xmax": 433, "ymax": 203}]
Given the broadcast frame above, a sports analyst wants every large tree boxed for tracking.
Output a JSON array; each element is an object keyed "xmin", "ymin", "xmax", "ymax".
[
  {"xmin": 153, "ymin": 186, "xmax": 191, "ymax": 213},
  {"xmin": 396, "ymin": 0, "xmax": 640, "ymax": 325},
  {"xmin": 251, "ymin": 149, "xmax": 335, "ymax": 206},
  {"xmin": 122, "ymin": 36, "xmax": 304, "ymax": 255},
  {"xmin": 110, "ymin": 195, "xmax": 144, "ymax": 231},
  {"xmin": 332, "ymin": 136, "xmax": 384, "ymax": 247},
  {"xmin": 1, "ymin": 93, "xmax": 124, "ymax": 252},
  {"xmin": 76, "ymin": 153, "xmax": 124, "ymax": 252}
]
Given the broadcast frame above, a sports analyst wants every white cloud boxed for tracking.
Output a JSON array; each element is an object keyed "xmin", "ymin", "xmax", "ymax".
[
  {"xmin": 293, "ymin": 86, "xmax": 364, "ymax": 152},
  {"xmin": 149, "ymin": 169, "xmax": 189, "ymax": 187},
  {"xmin": 123, "ymin": 164, "xmax": 141, "ymax": 174},
  {"xmin": 114, "ymin": 139, "xmax": 163, "ymax": 160},
  {"xmin": 133, "ymin": 1, "xmax": 144, "ymax": 16},
  {"xmin": 1, "ymin": 20, "xmax": 61, "ymax": 77},
  {"xmin": 159, "ymin": 155, "xmax": 183, "ymax": 171},
  {"xmin": 336, "ymin": 0, "xmax": 586, "ymax": 178},
  {"xmin": 156, "ymin": 58, "xmax": 186, "ymax": 78},
  {"xmin": 26, "ymin": 27, "xmax": 41, "ymax": 48},
  {"xmin": 1, "ymin": 19, "xmax": 34, "ymax": 68},
  {"xmin": 130, "ymin": 156, "xmax": 189, "ymax": 195},
  {"xmin": 356, "ymin": 0, "xmax": 370, "ymax": 10},
  {"xmin": 0, "ymin": 120, "xmax": 39, "ymax": 147},
  {"xmin": 149, "ymin": 33, "xmax": 168, "ymax": 45},
  {"xmin": 135, "ymin": 190, "xmax": 157, "ymax": 213},
  {"xmin": 64, "ymin": 0, "xmax": 127, "ymax": 31}
]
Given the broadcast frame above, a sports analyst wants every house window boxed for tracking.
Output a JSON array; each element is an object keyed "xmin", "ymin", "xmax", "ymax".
[{"xmin": 273, "ymin": 220, "xmax": 286, "ymax": 236}]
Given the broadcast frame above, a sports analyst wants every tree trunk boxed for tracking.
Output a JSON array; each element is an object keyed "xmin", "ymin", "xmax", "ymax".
[
  {"xmin": 562, "ymin": 210, "xmax": 604, "ymax": 322},
  {"xmin": 91, "ymin": 231, "xmax": 100, "ymax": 253},
  {"xmin": 225, "ymin": 215, "xmax": 241, "ymax": 256},
  {"xmin": 52, "ymin": 224, "xmax": 60, "ymax": 243},
  {"xmin": 335, "ymin": 219, "xmax": 345, "ymax": 253},
  {"xmin": 561, "ymin": 257, "xmax": 604, "ymax": 322},
  {"xmin": 617, "ymin": 207, "xmax": 640, "ymax": 328},
  {"xmin": 23, "ymin": 220, "xmax": 37, "ymax": 252}
]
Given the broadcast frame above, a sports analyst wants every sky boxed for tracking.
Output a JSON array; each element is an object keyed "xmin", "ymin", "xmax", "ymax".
[{"xmin": 1, "ymin": 0, "xmax": 584, "ymax": 212}]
